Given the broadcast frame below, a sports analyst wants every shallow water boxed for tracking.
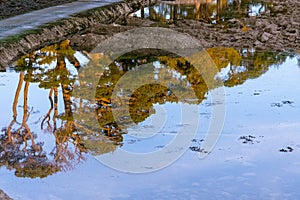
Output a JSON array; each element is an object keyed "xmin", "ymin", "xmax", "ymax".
[
  {"xmin": 130, "ymin": 0, "xmax": 268, "ymax": 24},
  {"xmin": 0, "ymin": 43, "xmax": 300, "ymax": 199}
]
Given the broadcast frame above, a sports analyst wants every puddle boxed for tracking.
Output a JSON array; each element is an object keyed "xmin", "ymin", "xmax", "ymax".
[
  {"xmin": 0, "ymin": 40, "xmax": 300, "ymax": 199},
  {"xmin": 130, "ymin": 0, "xmax": 269, "ymax": 24}
]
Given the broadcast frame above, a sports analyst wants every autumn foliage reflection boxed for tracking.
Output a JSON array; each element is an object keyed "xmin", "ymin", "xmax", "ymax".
[
  {"xmin": 0, "ymin": 40, "xmax": 293, "ymax": 178},
  {"xmin": 0, "ymin": 40, "xmax": 85, "ymax": 178},
  {"xmin": 138, "ymin": 0, "xmax": 266, "ymax": 23}
]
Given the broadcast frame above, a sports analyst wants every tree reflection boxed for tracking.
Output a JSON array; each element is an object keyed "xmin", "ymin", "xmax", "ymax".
[
  {"xmin": 142, "ymin": 0, "xmax": 265, "ymax": 23},
  {"xmin": 0, "ymin": 40, "xmax": 86, "ymax": 178},
  {"xmin": 0, "ymin": 70, "xmax": 59, "ymax": 178},
  {"xmin": 80, "ymin": 48, "xmax": 290, "ymax": 141},
  {"xmin": 0, "ymin": 42, "xmax": 292, "ymax": 178}
]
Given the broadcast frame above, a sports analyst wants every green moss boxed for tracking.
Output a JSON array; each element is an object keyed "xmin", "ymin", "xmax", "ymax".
[{"xmin": 0, "ymin": 28, "xmax": 42, "ymax": 44}]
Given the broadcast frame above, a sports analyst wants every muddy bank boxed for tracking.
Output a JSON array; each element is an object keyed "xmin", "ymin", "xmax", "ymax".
[
  {"xmin": 70, "ymin": 0, "xmax": 299, "ymax": 52},
  {"xmin": 0, "ymin": 189, "xmax": 12, "ymax": 200},
  {"xmin": 174, "ymin": 0, "xmax": 300, "ymax": 51},
  {"xmin": 0, "ymin": 0, "xmax": 77, "ymax": 20},
  {"xmin": 0, "ymin": 0, "xmax": 299, "ymax": 69},
  {"xmin": 0, "ymin": 0, "xmax": 155, "ymax": 68}
]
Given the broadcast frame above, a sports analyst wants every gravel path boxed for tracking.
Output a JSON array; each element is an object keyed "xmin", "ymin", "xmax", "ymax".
[
  {"xmin": 0, "ymin": 0, "xmax": 120, "ymax": 40},
  {"xmin": 0, "ymin": 0, "xmax": 77, "ymax": 20}
]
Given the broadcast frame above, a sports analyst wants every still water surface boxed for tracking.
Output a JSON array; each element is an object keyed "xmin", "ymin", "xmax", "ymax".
[
  {"xmin": 131, "ymin": 0, "xmax": 268, "ymax": 24},
  {"xmin": 0, "ymin": 43, "xmax": 300, "ymax": 199}
]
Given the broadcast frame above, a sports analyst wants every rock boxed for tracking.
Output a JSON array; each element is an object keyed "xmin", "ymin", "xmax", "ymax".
[
  {"xmin": 70, "ymin": 33, "xmax": 107, "ymax": 52},
  {"xmin": 259, "ymin": 32, "xmax": 273, "ymax": 42},
  {"xmin": 234, "ymin": 35, "xmax": 242, "ymax": 40},
  {"xmin": 228, "ymin": 18, "xmax": 239, "ymax": 24},
  {"xmin": 227, "ymin": 18, "xmax": 243, "ymax": 28},
  {"xmin": 265, "ymin": 10, "xmax": 271, "ymax": 16},
  {"xmin": 273, "ymin": 5, "xmax": 285, "ymax": 13},
  {"xmin": 0, "ymin": 189, "xmax": 12, "ymax": 200},
  {"xmin": 254, "ymin": 40, "xmax": 263, "ymax": 47},
  {"xmin": 264, "ymin": 24, "xmax": 278, "ymax": 34}
]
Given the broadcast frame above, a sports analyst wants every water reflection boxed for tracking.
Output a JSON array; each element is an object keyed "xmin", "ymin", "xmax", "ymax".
[
  {"xmin": 0, "ymin": 40, "xmax": 297, "ymax": 178},
  {"xmin": 0, "ymin": 41, "xmax": 86, "ymax": 178},
  {"xmin": 131, "ymin": 0, "xmax": 267, "ymax": 23}
]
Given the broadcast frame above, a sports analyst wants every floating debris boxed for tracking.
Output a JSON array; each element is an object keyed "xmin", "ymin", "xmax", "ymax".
[
  {"xmin": 271, "ymin": 100, "xmax": 294, "ymax": 107},
  {"xmin": 239, "ymin": 135, "xmax": 261, "ymax": 144},
  {"xmin": 189, "ymin": 146, "xmax": 208, "ymax": 153},
  {"xmin": 279, "ymin": 146, "xmax": 294, "ymax": 152},
  {"xmin": 282, "ymin": 100, "xmax": 294, "ymax": 104},
  {"xmin": 189, "ymin": 138, "xmax": 206, "ymax": 152},
  {"xmin": 191, "ymin": 138, "xmax": 204, "ymax": 143},
  {"xmin": 271, "ymin": 102, "xmax": 283, "ymax": 107}
]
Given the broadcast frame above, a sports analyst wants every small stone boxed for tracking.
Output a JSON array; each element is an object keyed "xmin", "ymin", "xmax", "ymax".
[
  {"xmin": 265, "ymin": 24, "xmax": 278, "ymax": 33},
  {"xmin": 254, "ymin": 40, "xmax": 263, "ymax": 47},
  {"xmin": 260, "ymin": 32, "xmax": 273, "ymax": 42},
  {"xmin": 265, "ymin": 10, "xmax": 271, "ymax": 16}
]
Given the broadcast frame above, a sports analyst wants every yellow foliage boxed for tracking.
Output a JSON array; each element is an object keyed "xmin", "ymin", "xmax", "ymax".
[
  {"xmin": 241, "ymin": 25, "xmax": 252, "ymax": 32},
  {"xmin": 206, "ymin": 47, "xmax": 241, "ymax": 70}
]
